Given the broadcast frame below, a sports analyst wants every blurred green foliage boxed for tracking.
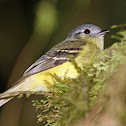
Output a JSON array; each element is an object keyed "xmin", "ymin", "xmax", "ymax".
[{"xmin": 35, "ymin": 1, "xmax": 58, "ymax": 34}]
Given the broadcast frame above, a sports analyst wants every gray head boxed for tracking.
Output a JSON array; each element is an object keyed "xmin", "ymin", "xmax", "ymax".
[
  {"xmin": 68, "ymin": 24, "xmax": 109, "ymax": 40},
  {"xmin": 66, "ymin": 24, "xmax": 109, "ymax": 50}
]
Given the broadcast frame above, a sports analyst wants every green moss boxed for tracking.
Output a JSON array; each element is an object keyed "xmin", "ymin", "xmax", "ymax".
[{"xmin": 33, "ymin": 71, "xmax": 89, "ymax": 126}]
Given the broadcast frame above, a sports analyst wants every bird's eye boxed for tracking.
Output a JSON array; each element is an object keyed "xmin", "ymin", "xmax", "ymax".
[{"xmin": 84, "ymin": 29, "xmax": 90, "ymax": 34}]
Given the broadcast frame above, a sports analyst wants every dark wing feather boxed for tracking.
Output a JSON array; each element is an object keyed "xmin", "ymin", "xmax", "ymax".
[
  {"xmin": 22, "ymin": 39, "xmax": 85, "ymax": 79},
  {"xmin": 23, "ymin": 55, "xmax": 67, "ymax": 77}
]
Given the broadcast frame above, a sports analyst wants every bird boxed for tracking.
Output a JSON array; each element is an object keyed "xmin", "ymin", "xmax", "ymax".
[{"xmin": 0, "ymin": 24, "xmax": 109, "ymax": 107}]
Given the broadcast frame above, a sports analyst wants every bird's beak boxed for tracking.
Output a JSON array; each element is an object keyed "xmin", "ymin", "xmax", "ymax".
[{"xmin": 99, "ymin": 30, "xmax": 109, "ymax": 35}]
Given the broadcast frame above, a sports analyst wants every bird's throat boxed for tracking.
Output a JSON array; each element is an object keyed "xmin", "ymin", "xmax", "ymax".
[{"xmin": 75, "ymin": 39, "xmax": 103, "ymax": 68}]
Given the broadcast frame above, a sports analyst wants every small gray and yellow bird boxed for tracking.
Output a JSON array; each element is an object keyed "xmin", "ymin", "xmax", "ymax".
[{"xmin": 0, "ymin": 24, "xmax": 109, "ymax": 107}]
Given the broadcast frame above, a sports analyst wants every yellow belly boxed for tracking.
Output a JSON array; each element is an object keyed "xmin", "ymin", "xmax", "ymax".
[{"xmin": 16, "ymin": 61, "xmax": 79, "ymax": 92}]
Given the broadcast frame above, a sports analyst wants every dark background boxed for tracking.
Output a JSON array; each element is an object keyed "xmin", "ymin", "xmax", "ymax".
[{"xmin": 0, "ymin": 0, "xmax": 125, "ymax": 126}]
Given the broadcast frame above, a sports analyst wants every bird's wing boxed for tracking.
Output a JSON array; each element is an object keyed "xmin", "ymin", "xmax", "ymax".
[
  {"xmin": 23, "ymin": 40, "xmax": 84, "ymax": 78},
  {"xmin": 23, "ymin": 54, "xmax": 67, "ymax": 77}
]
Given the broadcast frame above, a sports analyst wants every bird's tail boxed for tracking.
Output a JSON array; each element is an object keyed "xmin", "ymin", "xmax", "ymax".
[
  {"xmin": 0, "ymin": 84, "xmax": 21, "ymax": 107},
  {"xmin": 0, "ymin": 97, "xmax": 14, "ymax": 107}
]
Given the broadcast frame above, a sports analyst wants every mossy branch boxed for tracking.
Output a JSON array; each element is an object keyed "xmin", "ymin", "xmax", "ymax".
[
  {"xmin": 0, "ymin": 91, "xmax": 53, "ymax": 99},
  {"xmin": 32, "ymin": 25, "xmax": 126, "ymax": 126}
]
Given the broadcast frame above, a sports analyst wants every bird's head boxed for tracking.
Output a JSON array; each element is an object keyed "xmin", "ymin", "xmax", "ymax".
[{"xmin": 67, "ymin": 24, "xmax": 109, "ymax": 50}]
